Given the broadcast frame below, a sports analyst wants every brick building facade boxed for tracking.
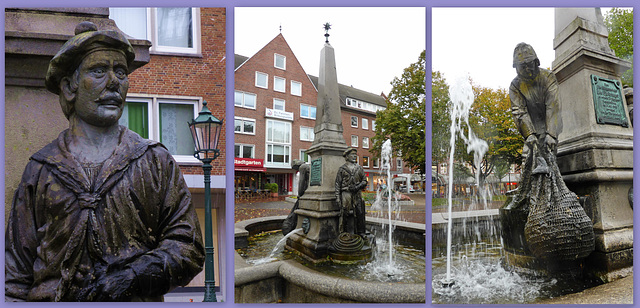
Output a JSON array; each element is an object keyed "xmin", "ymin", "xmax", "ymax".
[
  {"xmin": 110, "ymin": 7, "xmax": 226, "ymax": 294},
  {"xmin": 234, "ymin": 33, "xmax": 415, "ymax": 195}
]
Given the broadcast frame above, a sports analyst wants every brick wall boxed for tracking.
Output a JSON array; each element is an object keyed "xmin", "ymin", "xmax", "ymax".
[
  {"xmin": 341, "ymin": 108, "xmax": 378, "ymax": 169},
  {"xmin": 235, "ymin": 34, "xmax": 317, "ymax": 164},
  {"xmin": 128, "ymin": 7, "xmax": 226, "ymax": 176}
]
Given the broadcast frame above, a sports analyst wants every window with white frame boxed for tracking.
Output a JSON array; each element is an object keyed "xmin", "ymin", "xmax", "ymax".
[
  {"xmin": 274, "ymin": 53, "xmax": 286, "ymax": 70},
  {"xmin": 351, "ymin": 116, "xmax": 358, "ymax": 128},
  {"xmin": 345, "ymin": 97, "xmax": 387, "ymax": 113},
  {"xmin": 120, "ymin": 96, "xmax": 199, "ymax": 160},
  {"xmin": 255, "ymin": 72, "xmax": 268, "ymax": 88},
  {"xmin": 235, "ymin": 144, "xmax": 255, "ymax": 158},
  {"xmin": 362, "ymin": 137, "xmax": 369, "ymax": 148},
  {"xmin": 363, "ymin": 156, "xmax": 370, "ymax": 168},
  {"xmin": 235, "ymin": 91, "xmax": 256, "ymax": 109},
  {"xmin": 110, "ymin": 8, "xmax": 200, "ymax": 55},
  {"xmin": 291, "ymin": 80, "xmax": 302, "ymax": 96},
  {"xmin": 119, "ymin": 99, "xmax": 151, "ymax": 139},
  {"xmin": 362, "ymin": 118, "xmax": 368, "ymax": 130},
  {"xmin": 266, "ymin": 119, "xmax": 291, "ymax": 167},
  {"xmin": 234, "ymin": 117, "xmax": 255, "ymax": 135},
  {"xmin": 300, "ymin": 104, "xmax": 316, "ymax": 119},
  {"xmin": 373, "ymin": 158, "xmax": 380, "ymax": 169},
  {"xmin": 372, "ymin": 120, "xmax": 376, "ymax": 130},
  {"xmin": 300, "ymin": 150, "xmax": 310, "ymax": 163},
  {"xmin": 273, "ymin": 98, "xmax": 285, "ymax": 111},
  {"xmin": 274, "ymin": 76, "xmax": 286, "ymax": 92},
  {"xmin": 300, "ymin": 126, "xmax": 314, "ymax": 142},
  {"xmin": 351, "ymin": 135, "xmax": 358, "ymax": 147}
]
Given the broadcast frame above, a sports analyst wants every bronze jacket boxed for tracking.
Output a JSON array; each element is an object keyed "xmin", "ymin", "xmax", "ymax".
[
  {"xmin": 509, "ymin": 68, "xmax": 562, "ymax": 140},
  {"xmin": 334, "ymin": 162, "xmax": 367, "ymax": 202},
  {"xmin": 5, "ymin": 127, "xmax": 205, "ymax": 301}
]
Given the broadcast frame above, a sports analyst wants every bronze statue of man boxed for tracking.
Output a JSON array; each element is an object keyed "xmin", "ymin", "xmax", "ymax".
[
  {"xmin": 509, "ymin": 42, "xmax": 562, "ymax": 156},
  {"xmin": 506, "ymin": 43, "xmax": 593, "ymax": 262},
  {"xmin": 5, "ymin": 22, "xmax": 205, "ymax": 301},
  {"xmin": 335, "ymin": 148, "xmax": 368, "ymax": 237},
  {"xmin": 282, "ymin": 159, "xmax": 309, "ymax": 235}
]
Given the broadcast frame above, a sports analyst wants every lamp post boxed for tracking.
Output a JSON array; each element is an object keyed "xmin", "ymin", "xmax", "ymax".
[{"xmin": 188, "ymin": 100, "xmax": 223, "ymax": 302}]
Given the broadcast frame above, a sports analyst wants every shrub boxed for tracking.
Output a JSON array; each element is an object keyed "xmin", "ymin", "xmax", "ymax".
[{"xmin": 264, "ymin": 183, "xmax": 279, "ymax": 193}]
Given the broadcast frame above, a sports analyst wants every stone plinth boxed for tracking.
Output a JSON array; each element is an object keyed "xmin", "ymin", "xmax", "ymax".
[
  {"xmin": 552, "ymin": 9, "xmax": 633, "ymax": 282},
  {"xmin": 286, "ymin": 41, "xmax": 348, "ymax": 263}
]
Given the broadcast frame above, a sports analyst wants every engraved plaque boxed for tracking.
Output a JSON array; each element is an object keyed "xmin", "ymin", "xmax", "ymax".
[
  {"xmin": 310, "ymin": 158, "xmax": 322, "ymax": 186},
  {"xmin": 591, "ymin": 75, "xmax": 628, "ymax": 127}
]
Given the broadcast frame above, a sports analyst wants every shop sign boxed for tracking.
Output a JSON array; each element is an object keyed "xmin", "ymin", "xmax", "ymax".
[
  {"xmin": 265, "ymin": 108, "xmax": 294, "ymax": 121},
  {"xmin": 235, "ymin": 157, "xmax": 263, "ymax": 167}
]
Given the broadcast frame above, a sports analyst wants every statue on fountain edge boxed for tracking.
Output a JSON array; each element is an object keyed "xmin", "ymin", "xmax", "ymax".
[
  {"xmin": 335, "ymin": 148, "xmax": 368, "ymax": 238},
  {"xmin": 504, "ymin": 42, "xmax": 594, "ymax": 263}
]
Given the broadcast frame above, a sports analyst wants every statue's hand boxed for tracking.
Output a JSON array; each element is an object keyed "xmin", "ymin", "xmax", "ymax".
[
  {"xmin": 545, "ymin": 134, "xmax": 557, "ymax": 154},
  {"xmin": 79, "ymin": 268, "xmax": 137, "ymax": 301}
]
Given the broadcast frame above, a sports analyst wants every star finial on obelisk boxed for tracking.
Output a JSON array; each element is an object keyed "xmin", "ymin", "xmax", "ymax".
[{"xmin": 323, "ymin": 22, "xmax": 331, "ymax": 43}]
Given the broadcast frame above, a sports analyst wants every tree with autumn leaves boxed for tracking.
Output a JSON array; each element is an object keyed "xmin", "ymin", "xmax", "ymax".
[
  {"xmin": 457, "ymin": 84, "xmax": 523, "ymax": 183},
  {"xmin": 371, "ymin": 51, "xmax": 426, "ymax": 171},
  {"xmin": 372, "ymin": 49, "xmax": 522, "ymax": 188}
]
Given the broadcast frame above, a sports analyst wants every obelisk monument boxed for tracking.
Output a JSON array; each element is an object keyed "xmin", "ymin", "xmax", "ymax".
[
  {"xmin": 552, "ymin": 8, "xmax": 633, "ymax": 281},
  {"xmin": 286, "ymin": 24, "xmax": 349, "ymax": 263}
]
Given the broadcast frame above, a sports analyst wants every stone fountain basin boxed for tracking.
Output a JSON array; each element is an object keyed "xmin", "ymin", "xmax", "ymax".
[{"xmin": 235, "ymin": 216, "xmax": 426, "ymax": 303}]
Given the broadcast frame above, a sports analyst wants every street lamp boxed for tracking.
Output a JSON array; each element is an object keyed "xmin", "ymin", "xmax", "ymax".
[{"xmin": 188, "ymin": 100, "xmax": 223, "ymax": 302}]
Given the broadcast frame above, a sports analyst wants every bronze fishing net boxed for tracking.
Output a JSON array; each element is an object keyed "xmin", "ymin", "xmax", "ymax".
[{"xmin": 522, "ymin": 144, "xmax": 595, "ymax": 261}]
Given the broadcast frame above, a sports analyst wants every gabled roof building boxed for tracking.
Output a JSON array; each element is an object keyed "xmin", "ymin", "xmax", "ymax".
[{"xmin": 234, "ymin": 34, "xmax": 414, "ymax": 195}]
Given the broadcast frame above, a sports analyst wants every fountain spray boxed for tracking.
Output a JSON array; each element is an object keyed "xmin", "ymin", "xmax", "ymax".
[
  {"xmin": 381, "ymin": 139, "xmax": 394, "ymax": 268},
  {"xmin": 443, "ymin": 76, "xmax": 488, "ymax": 287}
]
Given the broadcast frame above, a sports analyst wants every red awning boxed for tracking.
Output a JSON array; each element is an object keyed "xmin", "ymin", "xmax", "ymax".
[{"xmin": 235, "ymin": 167, "xmax": 266, "ymax": 172}]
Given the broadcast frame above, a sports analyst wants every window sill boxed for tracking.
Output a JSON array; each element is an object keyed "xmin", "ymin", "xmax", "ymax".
[
  {"xmin": 234, "ymin": 105, "xmax": 257, "ymax": 110},
  {"xmin": 150, "ymin": 50, "xmax": 203, "ymax": 58},
  {"xmin": 174, "ymin": 155, "xmax": 203, "ymax": 165}
]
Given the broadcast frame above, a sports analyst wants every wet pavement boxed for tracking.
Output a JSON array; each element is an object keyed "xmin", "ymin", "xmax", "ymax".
[
  {"xmin": 537, "ymin": 273, "xmax": 633, "ymax": 304},
  {"xmin": 234, "ymin": 193, "xmax": 427, "ymax": 223}
]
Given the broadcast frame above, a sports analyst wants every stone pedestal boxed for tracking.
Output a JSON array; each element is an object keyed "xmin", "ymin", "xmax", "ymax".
[
  {"xmin": 286, "ymin": 42, "xmax": 348, "ymax": 263},
  {"xmin": 552, "ymin": 9, "xmax": 633, "ymax": 282}
]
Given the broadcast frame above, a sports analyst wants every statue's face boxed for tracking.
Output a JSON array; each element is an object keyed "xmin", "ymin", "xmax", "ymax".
[
  {"xmin": 347, "ymin": 152, "xmax": 357, "ymax": 163},
  {"xmin": 515, "ymin": 59, "xmax": 540, "ymax": 80},
  {"xmin": 73, "ymin": 49, "xmax": 129, "ymax": 127}
]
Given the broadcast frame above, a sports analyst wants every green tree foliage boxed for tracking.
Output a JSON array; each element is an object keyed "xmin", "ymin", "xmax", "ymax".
[
  {"xmin": 371, "ymin": 51, "xmax": 426, "ymax": 171},
  {"xmin": 430, "ymin": 71, "xmax": 452, "ymax": 194},
  {"xmin": 605, "ymin": 8, "xmax": 633, "ymax": 87},
  {"xmin": 455, "ymin": 83, "xmax": 523, "ymax": 183},
  {"xmin": 431, "ymin": 71, "xmax": 452, "ymax": 169}
]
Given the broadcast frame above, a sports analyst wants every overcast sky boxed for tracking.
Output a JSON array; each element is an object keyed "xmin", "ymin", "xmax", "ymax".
[
  {"xmin": 235, "ymin": 7, "xmax": 426, "ymax": 96},
  {"xmin": 432, "ymin": 7, "xmax": 617, "ymax": 91}
]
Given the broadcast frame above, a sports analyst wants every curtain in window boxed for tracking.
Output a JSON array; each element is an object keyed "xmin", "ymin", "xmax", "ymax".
[
  {"xmin": 159, "ymin": 103, "xmax": 195, "ymax": 155},
  {"xmin": 157, "ymin": 8, "xmax": 193, "ymax": 48},
  {"xmin": 109, "ymin": 8, "xmax": 148, "ymax": 39},
  {"xmin": 119, "ymin": 102, "xmax": 149, "ymax": 139}
]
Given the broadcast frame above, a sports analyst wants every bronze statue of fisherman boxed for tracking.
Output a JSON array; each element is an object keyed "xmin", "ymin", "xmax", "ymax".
[
  {"xmin": 334, "ymin": 148, "xmax": 368, "ymax": 237},
  {"xmin": 5, "ymin": 22, "xmax": 205, "ymax": 301},
  {"xmin": 506, "ymin": 42, "xmax": 594, "ymax": 263}
]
